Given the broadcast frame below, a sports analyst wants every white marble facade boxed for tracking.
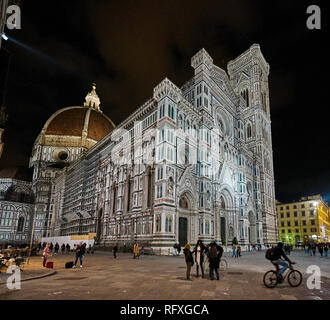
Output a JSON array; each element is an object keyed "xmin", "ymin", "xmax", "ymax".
[
  {"xmin": 31, "ymin": 44, "xmax": 278, "ymax": 252},
  {"xmin": 0, "ymin": 177, "xmax": 34, "ymax": 244}
]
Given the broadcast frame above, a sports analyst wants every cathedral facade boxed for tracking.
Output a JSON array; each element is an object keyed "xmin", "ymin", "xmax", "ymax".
[{"xmin": 30, "ymin": 44, "xmax": 278, "ymax": 252}]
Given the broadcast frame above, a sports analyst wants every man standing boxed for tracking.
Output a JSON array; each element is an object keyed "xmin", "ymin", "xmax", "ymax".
[
  {"xmin": 72, "ymin": 242, "xmax": 85, "ymax": 268},
  {"xmin": 173, "ymin": 243, "xmax": 178, "ymax": 256},
  {"xmin": 208, "ymin": 242, "xmax": 220, "ymax": 280},
  {"xmin": 113, "ymin": 242, "xmax": 118, "ymax": 259},
  {"xmin": 177, "ymin": 243, "xmax": 181, "ymax": 255}
]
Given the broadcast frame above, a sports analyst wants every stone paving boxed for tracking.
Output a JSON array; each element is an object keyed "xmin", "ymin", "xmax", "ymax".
[{"xmin": 0, "ymin": 250, "xmax": 329, "ymax": 300}]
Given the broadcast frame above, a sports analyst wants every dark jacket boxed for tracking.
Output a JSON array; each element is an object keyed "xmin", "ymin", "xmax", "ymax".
[
  {"xmin": 183, "ymin": 248, "xmax": 194, "ymax": 264},
  {"xmin": 207, "ymin": 244, "xmax": 221, "ymax": 269},
  {"xmin": 272, "ymin": 246, "xmax": 291, "ymax": 263},
  {"xmin": 113, "ymin": 245, "xmax": 118, "ymax": 253},
  {"xmin": 216, "ymin": 245, "xmax": 224, "ymax": 260},
  {"xmin": 75, "ymin": 245, "xmax": 86, "ymax": 256}
]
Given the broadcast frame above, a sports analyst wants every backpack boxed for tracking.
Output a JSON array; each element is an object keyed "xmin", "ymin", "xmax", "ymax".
[
  {"xmin": 65, "ymin": 261, "xmax": 74, "ymax": 268},
  {"xmin": 209, "ymin": 246, "xmax": 217, "ymax": 259},
  {"xmin": 265, "ymin": 248, "xmax": 276, "ymax": 260}
]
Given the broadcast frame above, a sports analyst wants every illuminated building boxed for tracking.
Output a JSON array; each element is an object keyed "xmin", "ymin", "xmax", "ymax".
[
  {"xmin": 276, "ymin": 195, "xmax": 330, "ymax": 244},
  {"xmin": 31, "ymin": 45, "xmax": 277, "ymax": 252}
]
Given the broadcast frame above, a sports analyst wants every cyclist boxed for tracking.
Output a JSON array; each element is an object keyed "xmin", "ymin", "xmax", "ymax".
[{"xmin": 270, "ymin": 242, "xmax": 295, "ymax": 282}]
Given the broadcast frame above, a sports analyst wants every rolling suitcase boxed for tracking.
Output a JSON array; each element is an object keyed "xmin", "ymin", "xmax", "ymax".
[{"xmin": 46, "ymin": 261, "xmax": 54, "ymax": 269}]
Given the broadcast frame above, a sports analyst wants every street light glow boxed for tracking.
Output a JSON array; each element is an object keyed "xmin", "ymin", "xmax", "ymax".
[{"xmin": 1, "ymin": 33, "xmax": 8, "ymax": 41}]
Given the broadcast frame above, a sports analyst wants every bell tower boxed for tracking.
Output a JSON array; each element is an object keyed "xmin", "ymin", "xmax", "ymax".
[{"xmin": 227, "ymin": 44, "xmax": 277, "ymax": 244}]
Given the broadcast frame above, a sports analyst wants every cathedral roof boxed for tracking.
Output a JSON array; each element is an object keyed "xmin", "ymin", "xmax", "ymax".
[
  {"xmin": 45, "ymin": 107, "xmax": 114, "ymax": 141},
  {"xmin": 39, "ymin": 84, "xmax": 115, "ymax": 146}
]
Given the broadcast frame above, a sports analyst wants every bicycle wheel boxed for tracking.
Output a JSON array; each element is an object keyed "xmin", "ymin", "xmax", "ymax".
[
  {"xmin": 288, "ymin": 270, "xmax": 302, "ymax": 287},
  {"xmin": 263, "ymin": 270, "xmax": 278, "ymax": 288},
  {"xmin": 219, "ymin": 259, "xmax": 227, "ymax": 271}
]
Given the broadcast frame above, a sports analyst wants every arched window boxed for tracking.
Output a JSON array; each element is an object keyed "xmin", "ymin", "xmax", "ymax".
[
  {"xmin": 112, "ymin": 184, "xmax": 117, "ymax": 214},
  {"xmin": 156, "ymin": 215, "xmax": 161, "ymax": 232},
  {"xmin": 126, "ymin": 177, "xmax": 131, "ymax": 212},
  {"xmin": 205, "ymin": 220, "xmax": 210, "ymax": 234},
  {"xmin": 147, "ymin": 169, "xmax": 152, "ymax": 208},
  {"xmin": 220, "ymin": 196, "xmax": 226, "ymax": 209},
  {"xmin": 246, "ymin": 123, "xmax": 252, "ymax": 139},
  {"xmin": 192, "ymin": 124, "xmax": 197, "ymax": 138},
  {"xmin": 241, "ymin": 88, "xmax": 249, "ymax": 107},
  {"xmin": 165, "ymin": 216, "xmax": 172, "ymax": 232},
  {"xmin": 178, "ymin": 114, "xmax": 184, "ymax": 130},
  {"xmin": 186, "ymin": 120, "xmax": 191, "ymax": 133},
  {"xmin": 17, "ymin": 216, "xmax": 24, "ymax": 232}
]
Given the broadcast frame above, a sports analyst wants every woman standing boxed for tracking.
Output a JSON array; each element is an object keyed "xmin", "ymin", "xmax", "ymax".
[
  {"xmin": 183, "ymin": 244, "xmax": 194, "ymax": 281},
  {"xmin": 42, "ymin": 244, "xmax": 51, "ymax": 267},
  {"xmin": 193, "ymin": 240, "xmax": 207, "ymax": 278},
  {"xmin": 113, "ymin": 242, "xmax": 118, "ymax": 259},
  {"xmin": 133, "ymin": 242, "xmax": 139, "ymax": 259}
]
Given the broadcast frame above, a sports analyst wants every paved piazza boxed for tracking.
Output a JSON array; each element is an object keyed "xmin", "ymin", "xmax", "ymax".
[{"xmin": 0, "ymin": 250, "xmax": 329, "ymax": 300}]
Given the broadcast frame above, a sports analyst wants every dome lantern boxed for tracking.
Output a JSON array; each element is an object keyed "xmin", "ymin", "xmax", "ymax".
[{"xmin": 84, "ymin": 83, "xmax": 101, "ymax": 111}]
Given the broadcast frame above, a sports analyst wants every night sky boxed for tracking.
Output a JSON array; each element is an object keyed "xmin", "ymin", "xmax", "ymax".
[{"xmin": 0, "ymin": 0, "xmax": 328, "ymax": 202}]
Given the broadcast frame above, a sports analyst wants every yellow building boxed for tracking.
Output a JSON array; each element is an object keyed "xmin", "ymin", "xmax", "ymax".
[{"xmin": 276, "ymin": 195, "xmax": 330, "ymax": 245}]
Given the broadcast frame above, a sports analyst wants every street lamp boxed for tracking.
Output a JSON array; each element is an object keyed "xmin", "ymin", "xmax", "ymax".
[{"xmin": 1, "ymin": 33, "xmax": 8, "ymax": 41}]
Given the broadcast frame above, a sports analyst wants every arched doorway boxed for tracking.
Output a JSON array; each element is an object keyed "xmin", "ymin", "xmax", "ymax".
[
  {"xmin": 217, "ymin": 188, "xmax": 235, "ymax": 245},
  {"xmin": 178, "ymin": 195, "xmax": 189, "ymax": 247},
  {"xmin": 248, "ymin": 211, "xmax": 256, "ymax": 244},
  {"xmin": 177, "ymin": 191, "xmax": 197, "ymax": 247},
  {"xmin": 219, "ymin": 196, "xmax": 226, "ymax": 245}
]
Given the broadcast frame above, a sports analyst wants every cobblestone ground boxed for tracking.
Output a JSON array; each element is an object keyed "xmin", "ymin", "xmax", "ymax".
[{"xmin": 0, "ymin": 250, "xmax": 329, "ymax": 300}]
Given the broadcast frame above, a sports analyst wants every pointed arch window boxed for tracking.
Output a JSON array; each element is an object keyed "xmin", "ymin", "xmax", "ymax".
[
  {"xmin": 17, "ymin": 216, "xmax": 24, "ymax": 232},
  {"xmin": 247, "ymin": 123, "xmax": 252, "ymax": 139},
  {"xmin": 156, "ymin": 215, "xmax": 161, "ymax": 232},
  {"xmin": 165, "ymin": 216, "xmax": 172, "ymax": 232}
]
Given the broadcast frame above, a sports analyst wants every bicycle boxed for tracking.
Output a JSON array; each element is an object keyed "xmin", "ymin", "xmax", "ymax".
[
  {"xmin": 204, "ymin": 257, "xmax": 228, "ymax": 272},
  {"xmin": 263, "ymin": 261, "xmax": 302, "ymax": 288}
]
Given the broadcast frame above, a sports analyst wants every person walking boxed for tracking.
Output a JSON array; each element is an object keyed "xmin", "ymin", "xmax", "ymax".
[
  {"xmin": 208, "ymin": 242, "xmax": 220, "ymax": 280},
  {"xmin": 113, "ymin": 242, "xmax": 118, "ymax": 259},
  {"xmin": 73, "ymin": 242, "xmax": 85, "ymax": 268},
  {"xmin": 318, "ymin": 244, "xmax": 324, "ymax": 257},
  {"xmin": 42, "ymin": 244, "xmax": 51, "ymax": 267},
  {"xmin": 173, "ymin": 243, "xmax": 178, "ymax": 256},
  {"xmin": 232, "ymin": 244, "xmax": 236, "ymax": 258},
  {"xmin": 312, "ymin": 244, "xmax": 316, "ymax": 256},
  {"xmin": 183, "ymin": 244, "xmax": 194, "ymax": 281},
  {"xmin": 236, "ymin": 246, "xmax": 241, "ymax": 258},
  {"xmin": 133, "ymin": 241, "xmax": 139, "ymax": 259},
  {"xmin": 324, "ymin": 245, "xmax": 328, "ymax": 257},
  {"xmin": 61, "ymin": 243, "xmax": 65, "ymax": 254},
  {"xmin": 177, "ymin": 244, "xmax": 181, "ymax": 255},
  {"xmin": 193, "ymin": 240, "xmax": 207, "ymax": 278},
  {"xmin": 54, "ymin": 243, "xmax": 59, "ymax": 255},
  {"xmin": 66, "ymin": 243, "xmax": 70, "ymax": 253}
]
